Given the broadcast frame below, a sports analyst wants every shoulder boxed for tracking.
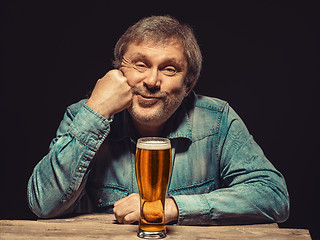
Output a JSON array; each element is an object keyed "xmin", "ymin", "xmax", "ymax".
[
  {"xmin": 183, "ymin": 92, "xmax": 230, "ymax": 138},
  {"xmin": 188, "ymin": 93, "xmax": 247, "ymax": 137},
  {"xmin": 192, "ymin": 93, "xmax": 243, "ymax": 125},
  {"xmin": 184, "ymin": 92, "xmax": 229, "ymax": 117},
  {"xmin": 192, "ymin": 94, "xmax": 228, "ymax": 113}
]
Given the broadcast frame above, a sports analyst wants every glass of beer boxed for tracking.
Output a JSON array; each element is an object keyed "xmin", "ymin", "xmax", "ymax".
[{"xmin": 135, "ymin": 137, "xmax": 172, "ymax": 239}]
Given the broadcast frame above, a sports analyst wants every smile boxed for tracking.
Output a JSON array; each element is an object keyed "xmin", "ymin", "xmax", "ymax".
[{"xmin": 137, "ymin": 94, "xmax": 162, "ymax": 107}]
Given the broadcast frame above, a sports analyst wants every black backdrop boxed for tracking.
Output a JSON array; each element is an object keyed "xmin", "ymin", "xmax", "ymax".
[{"xmin": 1, "ymin": 1, "xmax": 319, "ymax": 238}]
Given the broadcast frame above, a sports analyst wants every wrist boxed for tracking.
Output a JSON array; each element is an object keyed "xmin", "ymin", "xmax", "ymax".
[
  {"xmin": 165, "ymin": 197, "xmax": 178, "ymax": 224},
  {"xmin": 86, "ymin": 99, "xmax": 112, "ymax": 120},
  {"xmin": 68, "ymin": 103, "xmax": 111, "ymax": 151}
]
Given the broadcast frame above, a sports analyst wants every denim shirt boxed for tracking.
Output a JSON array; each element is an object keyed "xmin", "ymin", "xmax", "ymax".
[{"xmin": 28, "ymin": 92, "xmax": 289, "ymax": 225}]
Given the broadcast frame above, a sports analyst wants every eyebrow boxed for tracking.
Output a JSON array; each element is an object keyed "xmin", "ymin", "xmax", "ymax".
[{"xmin": 129, "ymin": 53, "xmax": 148, "ymax": 62}]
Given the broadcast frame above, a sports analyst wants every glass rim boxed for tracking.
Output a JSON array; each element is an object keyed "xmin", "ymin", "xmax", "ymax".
[{"xmin": 137, "ymin": 137, "xmax": 171, "ymax": 150}]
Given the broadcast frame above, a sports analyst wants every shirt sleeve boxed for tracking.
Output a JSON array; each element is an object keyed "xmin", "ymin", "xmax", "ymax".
[
  {"xmin": 171, "ymin": 106, "xmax": 290, "ymax": 225},
  {"xmin": 27, "ymin": 101, "xmax": 111, "ymax": 218}
]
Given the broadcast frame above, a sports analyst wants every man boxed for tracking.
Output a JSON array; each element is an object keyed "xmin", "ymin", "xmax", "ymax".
[{"xmin": 28, "ymin": 15, "xmax": 289, "ymax": 225}]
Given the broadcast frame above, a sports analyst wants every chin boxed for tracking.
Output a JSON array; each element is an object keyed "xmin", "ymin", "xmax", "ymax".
[
  {"xmin": 129, "ymin": 108, "xmax": 163, "ymax": 123},
  {"xmin": 128, "ymin": 104, "xmax": 168, "ymax": 126},
  {"xmin": 128, "ymin": 93, "xmax": 185, "ymax": 129}
]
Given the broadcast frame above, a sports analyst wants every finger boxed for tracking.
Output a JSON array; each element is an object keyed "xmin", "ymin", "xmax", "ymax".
[
  {"xmin": 118, "ymin": 65, "xmax": 136, "ymax": 88},
  {"xmin": 119, "ymin": 67, "xmax": 125, "ymax": 75},
  {"xmin": 116, "ymin": 70, "xmax": 134, "ymax": 89},
  {"xmin": 113, "ymin": 197, "xmax": 132, "ymax": 223},
  {"xmin": 123, "ymin": 211, "xmax": 140, "ymax": 224},
  {"xmin": 115, "ymin": 68, "xmax": 125, "ymax": 78},
  {"xmin": 113, "ymin": 206, "xmax": 125, "ymax": 223},
  {"xmin": 113, "ymin": 194, "xmax": 140, "ymax": 223}
]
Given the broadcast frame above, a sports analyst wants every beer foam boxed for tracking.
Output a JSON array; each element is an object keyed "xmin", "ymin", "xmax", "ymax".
[{"xmin": 137, "ymin": 140, "xmax": 171, "ymax": 150}]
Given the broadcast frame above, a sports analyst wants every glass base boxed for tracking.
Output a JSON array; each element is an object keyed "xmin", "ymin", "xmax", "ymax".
[{"xmin": 137, "ymin": 229, "xmax": 166, "ymax": 239}]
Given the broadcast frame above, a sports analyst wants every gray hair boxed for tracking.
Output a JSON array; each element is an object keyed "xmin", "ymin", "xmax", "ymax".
[{"xmin": 113, "ymin": 15, "xmax": 202, "ymax": 88}]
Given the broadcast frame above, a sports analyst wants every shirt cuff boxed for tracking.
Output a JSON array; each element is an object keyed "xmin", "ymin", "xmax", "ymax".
[
  {"xmin": 171, "ymin": 194, "xmax": 212, "ymax": 225},
  {"xmin": 68, "ymin": 103, "xmax": 111, "ymax": 152}
]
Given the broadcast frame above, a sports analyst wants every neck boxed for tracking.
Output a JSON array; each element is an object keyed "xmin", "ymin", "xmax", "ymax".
[{"xmin": 133, "ymin": 120, "xmax": 165, "ymax": 137}]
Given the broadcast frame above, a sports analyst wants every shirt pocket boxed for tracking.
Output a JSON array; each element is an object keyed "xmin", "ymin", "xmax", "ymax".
[{"xmin": 168, "ymin": 179, "xmax": 216, "ymax": 196}]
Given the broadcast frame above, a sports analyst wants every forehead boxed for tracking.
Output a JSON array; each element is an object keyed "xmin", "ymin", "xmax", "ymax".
[{"xmin": 124, "ymin": 40, "xmax": 187, "ymax": 66}]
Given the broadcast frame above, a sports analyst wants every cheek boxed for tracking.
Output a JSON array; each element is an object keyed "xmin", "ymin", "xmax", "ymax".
[
  {"xmin": 124, "ymin": 71, "xmax": 145, "ymax": 87},
  {"xmin": 161, "ymin": 77, "xmax": 186, "ymax": 93}
]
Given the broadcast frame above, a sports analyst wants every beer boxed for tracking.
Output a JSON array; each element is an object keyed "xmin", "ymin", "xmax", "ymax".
[{"xmin": 135, "ymin": 137, "xmax": 171, "ymax": 238}]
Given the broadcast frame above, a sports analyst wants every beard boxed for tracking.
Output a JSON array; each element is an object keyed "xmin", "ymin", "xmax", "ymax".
[{"xmin": 127, "ymin": 85, "xmax": 187, "ymax": 127}]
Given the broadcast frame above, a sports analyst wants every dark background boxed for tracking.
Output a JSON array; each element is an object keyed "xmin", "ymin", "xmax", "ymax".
[{"xmin": 1, "ymin": 1, "xmax": 319, "ymax": 239}]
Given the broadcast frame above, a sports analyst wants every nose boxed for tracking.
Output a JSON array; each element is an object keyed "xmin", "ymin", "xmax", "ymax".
[{"xmin": 143, "ymin": 68, "xmax": 160, "ymax": 90}]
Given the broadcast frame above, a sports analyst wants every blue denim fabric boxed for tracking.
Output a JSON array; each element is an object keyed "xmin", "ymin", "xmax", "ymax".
[{"xmin": 27, "ymin": 92, "xmax": 289, "ymax": 224}]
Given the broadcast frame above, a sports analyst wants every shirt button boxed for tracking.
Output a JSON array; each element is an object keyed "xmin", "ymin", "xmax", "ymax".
[
  {"xmin": 98, "ymin": 134, "xmax": 103, "ymax": 140},
  {"xmin": 78, "ymin": 167, "xmax": 83, "ymax": 172}
]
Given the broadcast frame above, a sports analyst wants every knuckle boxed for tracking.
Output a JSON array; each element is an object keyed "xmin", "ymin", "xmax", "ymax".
[
  {"xmin": 113, "ymin": 207, "xmax": 118, "ymax": 215},
  {"xmin": 114, "ymin": 212, "xmax": 124, "ymax": 223},
  {"xmin": 129, "ymin": 193, "xmax": 138, "ymax": 199},
  {"xmin": 133, "ymin": 193, "xmax": 139, "ymax": 198},
  {"xmin": 123, "ymin": 215, "xmax": 130, "ymax": 224},
  {"xmin": 109, "ymin": 69, "xmax": 119, "ymax": 74}
]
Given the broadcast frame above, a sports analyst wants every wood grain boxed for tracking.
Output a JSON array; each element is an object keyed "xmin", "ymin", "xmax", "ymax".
[{"xmin": 0, "ymin": 214, "xmax": 311, "ymax": 239}]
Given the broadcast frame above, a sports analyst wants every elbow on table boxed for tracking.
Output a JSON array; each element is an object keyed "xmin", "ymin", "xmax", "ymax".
[
  {"xmin": 30, "ymin": 206, "xmax": 55, "ymax": 219},
  {"xmin": 28, "ymin": 197, "xmax": 67, "ymax": 219},
  {"xmin": 271, "ymin": 190, "xmax": 290, "ymax": 223},
  {"xmin": 276, "ymin": 201, "xmax": 290, "ymax": 223},
  {"xmin": 27, "ymin": 193, "xmax": 58, "ymax": 219},
  {"xmin": 27, "ymin": 181, "xmax": 62, "ymax": 219}
]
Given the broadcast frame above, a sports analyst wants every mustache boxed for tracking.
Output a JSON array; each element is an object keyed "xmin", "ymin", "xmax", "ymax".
[{"xmin": 132, "ymin": 87, "xmax": 167, "ymax": 99}]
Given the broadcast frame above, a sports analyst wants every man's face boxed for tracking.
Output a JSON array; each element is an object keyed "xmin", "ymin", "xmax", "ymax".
[{"xmin": 121, "ymin": 40, "xmax": 189, "ymax": 129}]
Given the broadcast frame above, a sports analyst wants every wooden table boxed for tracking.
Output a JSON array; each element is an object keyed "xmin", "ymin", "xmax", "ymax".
[{"xmin": 0, "ymin": 214, "xmax": 311, "ymax": 239}]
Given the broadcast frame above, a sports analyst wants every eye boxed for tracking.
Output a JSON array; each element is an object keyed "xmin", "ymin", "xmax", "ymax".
[
  {"xmin": 135, "ymin": 62, "xmax": 148, "ymax": 72},
  {"xmin": 162, "ymin": 66, "xmax": 177, "ymax": 76}
]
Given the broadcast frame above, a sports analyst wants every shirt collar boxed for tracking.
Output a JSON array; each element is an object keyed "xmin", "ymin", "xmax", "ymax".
[{"xmin": 164, "ymin": 103, "xmax": 193, "ymax": 141}]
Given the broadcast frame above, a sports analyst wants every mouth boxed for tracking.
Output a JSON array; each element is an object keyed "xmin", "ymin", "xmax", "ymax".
[{"xmin": 136, "ymin": 94, "xmax": 162, "ymax": 107}]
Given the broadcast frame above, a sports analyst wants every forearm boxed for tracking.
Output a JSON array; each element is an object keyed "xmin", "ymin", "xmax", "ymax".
[
  {"xmin": 28, "ymin": 137, "xmax": 91, "ymax": 218},
  {"xmin": 27, "ymin": 103, "xmax": 110, "ymax": 218},
  {"xmin": 171, "ymin": 175, "xmax": 289, "ymax": 225}
]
